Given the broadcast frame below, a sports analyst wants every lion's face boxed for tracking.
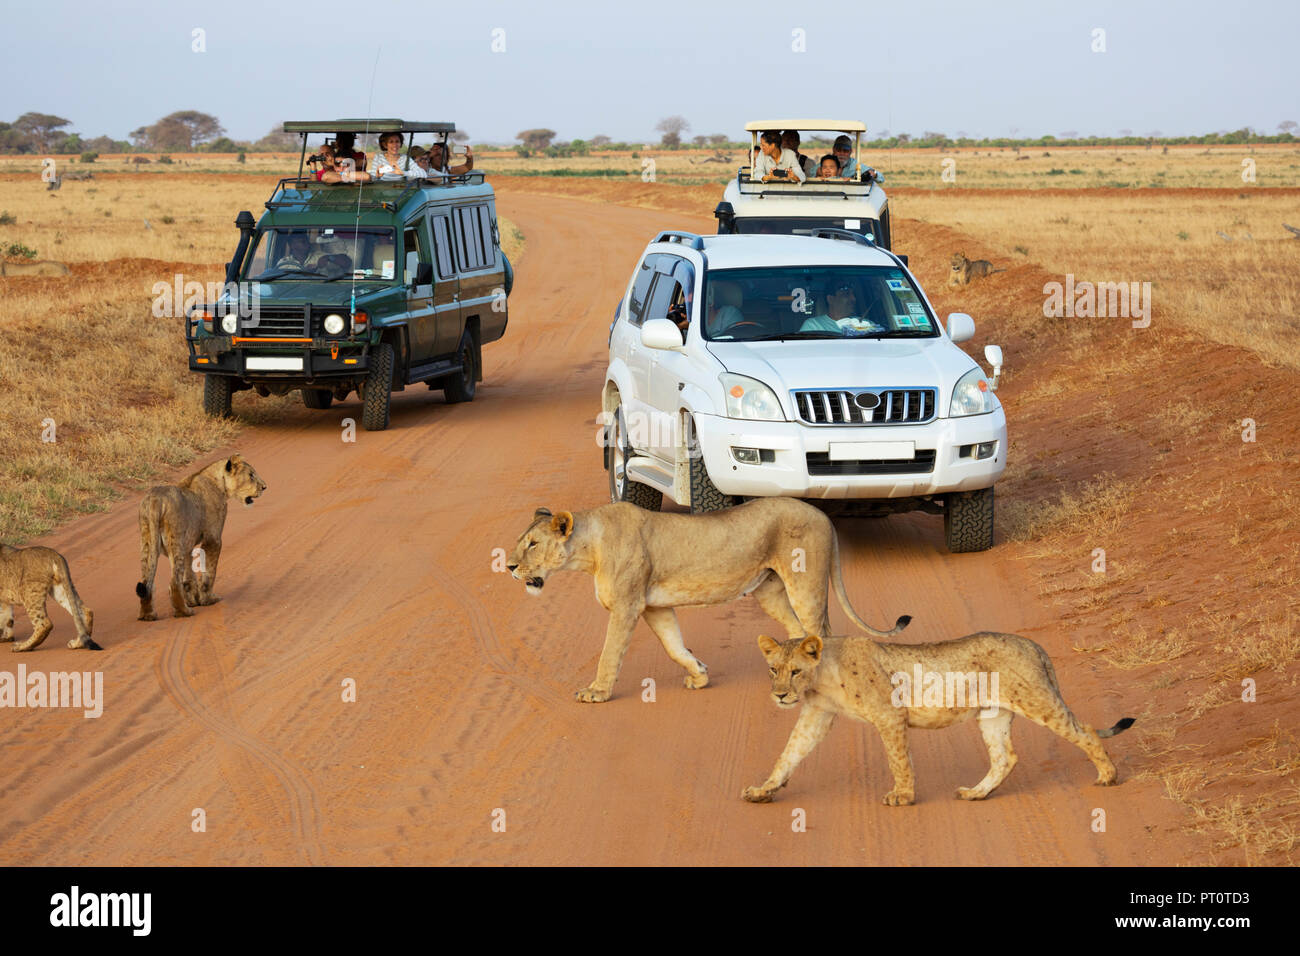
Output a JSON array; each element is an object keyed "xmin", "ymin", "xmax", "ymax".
[
  {"xmin": 223, "ymin": 454, "xmax": 268, "ymax": 508},
  {"xmin": 950, "ymin": 253, "xmax": 967, "ymax": 271},
  {"xmin": 508, "ymin": 509, "xmax": 575, "ymax": 595},
  {"xmin": 757, "ymin": 635, "xmax": 823, "ymax": 708}
]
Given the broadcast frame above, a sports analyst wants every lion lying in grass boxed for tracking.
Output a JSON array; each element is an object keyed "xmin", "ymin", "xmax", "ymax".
[
  {"xmin": 136, "ymin": 454, "xmax": 267, "ymax": 620},
  {"xmin": 507, "ymin": 498, "xmax": 909, "ymax": 702},
  {"xmin": 744, "ymin": 632, "xmax": 1134, "ymax": 805},
  {"xmin": 0, "ymin": 545, "xmax": 99, "ymax": 651}
]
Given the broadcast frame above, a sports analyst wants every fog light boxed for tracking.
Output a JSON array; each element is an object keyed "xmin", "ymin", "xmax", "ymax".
[
  {"xmin": 323, "ymin": 313, "xmax": 345, "ymax": 335},
  {"xmin": 221, "ymin": 313, "xmax": 238, "ymax": 334},
  {"xmin": 731, "ymin": 447, "xmax": 775, "ymax": 464},
  {"xmin": 976, "ymin": 441, "xmax": 996, "ymax": 460}
]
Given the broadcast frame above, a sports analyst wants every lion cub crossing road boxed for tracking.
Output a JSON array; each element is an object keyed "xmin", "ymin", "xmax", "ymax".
[
  {"xmin": 745, "ymin": 632, "xmax": 1135, "ymax": 805},
  {"xmin": 507, "ymin": 498, "xmax": 909, "ymax": 702}
]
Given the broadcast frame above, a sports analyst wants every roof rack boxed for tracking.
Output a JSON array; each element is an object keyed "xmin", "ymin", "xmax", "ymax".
[
  {"xmin": 809, "ymin": 227, "xmax": 874, "ymax": 246},
  {"xmin": 283, "ymin": 119, "xmax": 456, "ymax": 134},
  {"xmin": 265, "ymin": 172, "xmax": 488, "ymax": 211},
  {"xmin": 653, "ymin": 230, "xmax": 705, "ymax": 250}
]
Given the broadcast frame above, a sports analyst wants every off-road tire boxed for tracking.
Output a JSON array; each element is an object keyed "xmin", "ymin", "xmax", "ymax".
[
  {"xmin": 302, "ymin": 388, "xmax": 333, "ymax": 410},
  {"xmin": 687, "ymin": 419, "xmax": 737, "ymax": 513},
  {"xmin": 203, "ymin": 374, "xmax": 233, "ymax": 418},
  {"xmin": 362, "ymin": 342, "xmax": 394, "ymax": 431},
  {"xmin": 443, "ymin": 334, "xmax": 477, "ymax": 404},
  {"xmin": 608, "ymin": 403, "xmax": 662, "ymax": 511},
  {"xmin": 944, "ymin": 486, "xmax": 995, "ymax": 553}
]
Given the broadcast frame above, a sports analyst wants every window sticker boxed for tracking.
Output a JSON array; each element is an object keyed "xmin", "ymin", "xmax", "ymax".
[
  {"xmin": 382, "ymin": 260, "xmax": 395, "ymax": 279},
  {"xmin": 894, "ymin": 314, "xmax": 914, "ymax": 328},
  {"xmin": 845, "ymin": 218, "xmax": 861, "ymax": 229},
  {"xmin": 887, "ymin": 278, "xmax": 906, "ymax": 291},
  {"xmin": 911, "ymin": 313, "xmax": 933, "ymax": 328},
  {"xmin": 907, "ymin": 302, "xmax": 925, "ymax": 314}
]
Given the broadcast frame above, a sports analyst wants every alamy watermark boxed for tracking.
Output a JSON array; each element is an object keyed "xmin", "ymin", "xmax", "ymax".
[
  {"xmin": 1043, "ymin": 274, "xmax": 1151, "ymax": 328},
  {"xmin": 891, "ymin": 665, "xmax": 1000, "ymax": 714},
  {"xmin": 0, "ymin": 665, "xmax": 103, "ymax": 718}
]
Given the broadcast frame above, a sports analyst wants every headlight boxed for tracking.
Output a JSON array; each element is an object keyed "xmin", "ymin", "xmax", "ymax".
[
  {"xmin": 949, "ymin": 367, "xmax": 994, "ymax": 417},
  {"xmin": 720, "ymin": 373, "xmax": 784, "ymax": 421},
  {"xmin": 323, "ymin": 313, "xmax": 345, "ymax": 335},
  {"xmin": 221, "ymin": 314, "xmax": 238, "ymax": 334}
]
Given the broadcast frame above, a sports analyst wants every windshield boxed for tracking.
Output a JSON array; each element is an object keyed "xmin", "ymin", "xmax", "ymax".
[
  {"xmin": 245, "ymin": 226, "xmax": 398, "ymax": 281},
  {"xmin": 732, "ymin": 217, "xmax": 880, "ymax": 242},
  {"xmin": 702, "ymin": 266, "xmax": 938, "ymax": 342}
]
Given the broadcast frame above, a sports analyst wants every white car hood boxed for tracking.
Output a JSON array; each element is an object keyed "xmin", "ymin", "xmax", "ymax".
[{"xmin": 706, "ymin": 338, "xmax": 979, "ymax": 412}]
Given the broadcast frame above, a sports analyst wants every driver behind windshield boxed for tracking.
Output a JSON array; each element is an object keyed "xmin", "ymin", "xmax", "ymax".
[
  {"xmin": 799, "ymin": 282, "xmax": 885, "ymax": 334},
  {"xmin": 276, "ymin": 232, "xmax": 312, "ymax": 270}
]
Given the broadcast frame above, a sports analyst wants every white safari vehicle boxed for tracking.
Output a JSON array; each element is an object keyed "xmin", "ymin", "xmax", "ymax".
[
  {"xmin": 602, "ymin": 229, "xmax": 1007, "ymax": 552},
  {"xmin": 714, "ymin": 120, "xmax": 891, "ymax": 249}
]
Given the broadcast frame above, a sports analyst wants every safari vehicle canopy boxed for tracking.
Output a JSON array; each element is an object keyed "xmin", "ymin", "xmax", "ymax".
[
  {"xmin": 185, "ymin": 119, "xmax": 512, "ymax": 432},
  {"xmin": 715, "ymin": 119, "xmax": 891, "ymax": 249}
]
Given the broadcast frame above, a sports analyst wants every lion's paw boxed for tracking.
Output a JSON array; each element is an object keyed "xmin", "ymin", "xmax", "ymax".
[
  {"xmin": 1094, "ymin": 774, "xmax": 1119, "ymax": 787},
  {"xmin": 574, "ymin": 685, "xmax": 612, "ymax": 703},
  {"xmin": 882, "ymin": 789, "xmax": 915, "ymax": 806},
  {"xmin": 955, "ymin": 786, "xmax": 986, "ymax": 801},
  {"xmin": 683, "ymin": 667, "xmax": 709, "ymax": 690},
  {"xmin": 138, "ymin": 612, "xmax": 157, "ymax": 622},
  {"xmin": 742, "ymin": 786, "xmax": 774, "ymax": 803},
  {"xmin": 200, "ymin": 594, "xmax": 222, "ymax": 606}
]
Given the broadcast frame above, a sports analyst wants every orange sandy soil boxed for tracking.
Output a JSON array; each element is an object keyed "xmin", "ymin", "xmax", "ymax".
[{"xmin": 0, "ymin": 176, "xmax": 1294, "ymax": 865}]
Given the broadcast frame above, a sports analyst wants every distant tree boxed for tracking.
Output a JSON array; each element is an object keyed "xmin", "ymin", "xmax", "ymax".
[
  {"xmin": 13, "ymin": 112, "xmax": 71, "ymax": 152},
  {"xmin": 1279, "ymin": 120, "xmax": 1297, "ymax": 134},
  {"xmin": 655, "ymin": 115, "xmax": 690, "ymax": 148},
  {"xmin": 165, "ymin": 110, "xmax": 224, "ymax": 149},
  {"xmin": 254, "ymin": 126, "xmax": 299, "ymax": 151},
  {"xmin": 896, "ymin": 132, "xmax": 911, "ymax": 145},
  {"xmin": 692, "ymin": 134, "xmax": 709, "ymax": 147},
  {"xmin": 516, "ymin": 128, "xmax": 557, "ymax": 150},
  {"xmin": 206, "ymin": 136, "xmax": 238, "ymax": 153},
  {"xmin": 451, "ymin": 130, "xmax": 470, "ymax": 143},
  {"xmin": 1117, "ymin": 128, "xmax": 1133, "ymax": 137},
  {"xmin": 707, "ymin": 133, "xmax": 728, "ymax": 146},
  {"xmin": 590, "ymin": 134, "xmax": 611, "ymax": 147},
  {"xmin": 1059, "ymin": 130, "xmax": 1078, "ymax": 139},
  {"xmin": 83, "ymin": 135, "xmax": 120, "ymax": 154}
]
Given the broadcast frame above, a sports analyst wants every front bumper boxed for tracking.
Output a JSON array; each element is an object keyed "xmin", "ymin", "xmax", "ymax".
[
  {"xmin": 187, "ymin": 324, "xmax": 371, "ymax": 382},
  {"xmin": 691, "ymin": 409, "xmax": 1007, "ymax": 499}
]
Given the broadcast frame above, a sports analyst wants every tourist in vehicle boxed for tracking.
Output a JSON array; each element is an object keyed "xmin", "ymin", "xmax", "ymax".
[
  {"xmin": 427, "ymin": 142, "xmax": 475, "ymax": 178},
  {"xmin": 781, "ymin": 130, "xmax": 816, "ymax": 179},
  {"xmin": 799, "ymin": 282, "xmax": 885, "ymax": 334},
  {"xmin": 316, "ymin": 252, "xmax": 353, "ymax": 278},
  {"xmin": 333, "ymin": 131, "xmax": 367, "ymax": 171},
  {"xmin": 832, "ymin": 135, "xmax": 859, "ymax": 179},
  {"xmin": 370, "ymin": 132, "xmax": 411, "ymax": 181},
  {"xmin": 815, "ymin": 154, "xmax": 844, "ymax": 180},
  {"xmin": 752, "ymin": 131, "xmax": 806, "ymax": 183},
  {"xmin": 312, "ymin": 144, "xmax": 373, "ymax": 184},
  {"xmin": 705, "ymin": 280, "xmax": 746, "ymax": 335}
]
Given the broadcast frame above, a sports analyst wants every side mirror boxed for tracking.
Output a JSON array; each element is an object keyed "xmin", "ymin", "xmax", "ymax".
[
  {"xmin": 713, "ymin": 200, "xmax": 736, "ymax": 234},
  {"xmin": 641, "ymin": 317, "xmax": 685, "ymax": 351},
  {"xmin": 896, "ymin": 254, "xmax": 909, "ymax": 268},
  {"xmin": 984, "ymin": 344, "xmax": 1003, "ymax": 390},
  {"xmin": 413, "ymin": 262, "xmax": 433, "ymax": 286},
  {"xmin": 947, "ymin": 313, "xmax": 975, "ymax": 343}
]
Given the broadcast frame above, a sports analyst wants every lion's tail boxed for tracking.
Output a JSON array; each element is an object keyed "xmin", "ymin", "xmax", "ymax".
[
  {"xmin": 1097, "ymin": 718, "xmax": 1136, "ymax": 739},
  {"xmin": 830, "ymin": 532, "xmax": 911, "ymax": 638},
  {"xmin": 50, "ymin": 553, "xmax": 99, "ymax": 649},
  {"xmin": 1029, "ymin": 639, "xmax": 1131, "ymax": 738},
  {"xmin": 137, "ymin": 494, "xmax": 163, "ymax": 605}
]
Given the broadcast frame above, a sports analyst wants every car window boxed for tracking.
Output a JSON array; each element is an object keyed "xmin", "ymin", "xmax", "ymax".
[
  {"xmin": 645, "ymin": 272, "xmax": 682, "ymax": 324},
  {"xmin": 430, "ymin": 214, "xmax": 455, "ymax": 278},
  {"xmin": 477, "ymin": 205, "xmax": 497, "ymax": 268},
  {"xmin": 453, "ymin": 204, "xmax": 495, "ymax": 272},
  {"xmin": 627, "ymin": 254, "xmax": 658, "ymax": 327},
  {"xmin": 403, "ymin": 222, "xmax": 430, "ymax": 285}
]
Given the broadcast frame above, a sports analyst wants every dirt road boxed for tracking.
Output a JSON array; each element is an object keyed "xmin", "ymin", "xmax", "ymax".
[{"xmin": 0, "ymin": 191, "xmax": 1199, "ymax": 865}]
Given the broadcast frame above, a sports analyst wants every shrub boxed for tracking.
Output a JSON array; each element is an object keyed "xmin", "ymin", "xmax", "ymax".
[
  {"xmin": 513, "ymin": 145, "xmax": 531, "ymax": 158},
  {"xmin": 80, "ymin": 151, "xmax": 98, "ymax": 164},
  {"xmin": 132, "ymin": 156, "xmax": 151, "ymax": 165},
  {"xmin": 160, "ymin": 215, "xmax": 175, "ymax": 224},
  {"xmin": 0, "ymin": 211, "xmax": 15, "ymax": 226},
  {"xmin": 236, "ymin": 151, "xmax": 246, "ymax": 164},
  {"xmin": 3, "ymin": 242, "xmax": 38, "ymax": 259},
  {"xmin": 157, "ymin": 154, "xmax": 173, "ymax": 164},
  {"xmin": 1046, "ymin": 168, "xmax": 1066, "ymax": 175}
]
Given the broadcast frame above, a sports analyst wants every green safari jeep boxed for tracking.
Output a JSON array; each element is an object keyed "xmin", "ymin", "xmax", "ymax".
[{"xmin": 187, "ymin": 119, "xmax": 513, "ymax": 430}]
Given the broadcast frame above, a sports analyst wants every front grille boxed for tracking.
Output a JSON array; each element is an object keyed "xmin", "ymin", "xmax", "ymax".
[
  {"xmin": 793, "ymin": 388, "xmax": 937, "ymax": 426},
  {"xmin": 806, "ymin": 450, "xmax": 936, "ymax": 476},
  {"xmin": 236, "ymin": 306, "xmax": 317, "ymax": 337}
]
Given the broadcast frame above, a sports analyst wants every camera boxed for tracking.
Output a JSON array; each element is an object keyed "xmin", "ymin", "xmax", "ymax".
[{"xmin": 308, "ymin": 153, "xmax": 326, "ymax": 164}]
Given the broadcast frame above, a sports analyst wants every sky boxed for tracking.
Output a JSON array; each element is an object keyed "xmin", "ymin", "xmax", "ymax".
[{"xmin": 4, "ymin": 0, "xmax": 1296, "ymax": 145}]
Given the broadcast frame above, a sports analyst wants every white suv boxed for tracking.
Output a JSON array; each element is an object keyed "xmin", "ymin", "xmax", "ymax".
[{"xmin": 601, "ymin": 230, "xmax": 1007, "ymax": 552}]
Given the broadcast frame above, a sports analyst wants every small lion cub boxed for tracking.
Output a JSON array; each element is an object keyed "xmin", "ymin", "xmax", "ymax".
[
  {"xmin": 744, "ymin": 633, "xmax": 1133, "ymax": 805},
  {"xmin": 947, "ymin": 252, "xmax": 1001, "ymax": 287},
  {"xmin": 0, "ymin": 544, "xmax": 100, "ymax": 652}
]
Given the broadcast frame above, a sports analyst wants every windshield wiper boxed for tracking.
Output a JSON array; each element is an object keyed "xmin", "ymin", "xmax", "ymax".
[
  {"xmin": 256, "ymin": 268, "xmax": 328, "ymax": 281},
  {"xmin": 736, "ymin": 331, "xmax": 845, "ymax": 342}
]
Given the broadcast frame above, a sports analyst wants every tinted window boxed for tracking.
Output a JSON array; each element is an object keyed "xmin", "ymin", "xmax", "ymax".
[
  {"xmin": 403, "ymin": 224, "xmax": 429, "ymax": 284},
  {"xmin": 477, "ymin": 205, "xmax": 497, "ymax": 268},
  {"xmin": 453, "ymin": 204, "xmax": 495, "ymax": 272},
  {"xmin": 627, "ymin": 254, "xmax": 658, "ymax": 327},
  {"xmin": 645, "ymin": 273, "xmax": 682, "ymax": 324},
  {"xmin": 430, "ymin": 215, "xmax": 455, "ymax": 278}
]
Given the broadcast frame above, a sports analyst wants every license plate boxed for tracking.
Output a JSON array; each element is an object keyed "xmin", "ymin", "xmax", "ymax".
[
  {"xmin": 246, "ymin": 356, "xmax": 304, "ymax": 371},
  {"xmin": 828, "ymin": 441, "xmax": 915, "ymax": 461}
]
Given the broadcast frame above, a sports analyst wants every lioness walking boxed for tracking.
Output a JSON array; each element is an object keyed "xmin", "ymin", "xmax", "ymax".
[
  {"xmin": 507, "ymin": 498, "xmax": 909, "ymax": 702},
  {"xmin": 0, "ymin": 544, "xmax": 99, "ymax": 651},
  {"xmin": 136, "ymin": 454, "xmax": 267, "ymax": 620},
  {"xmin": 745, "ymin": 631, "xmax": 1134, "ymax": 805},
  {"xmin": 0, "ymin": 260, "xmax": 70, "ymax": 277}
]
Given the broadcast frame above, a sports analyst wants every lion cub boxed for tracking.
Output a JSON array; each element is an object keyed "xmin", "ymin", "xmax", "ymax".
[
  {"xmin": 947, "ymin": 252, "xmax": 1002, "ymax": 287},
  {"xmin": 743, "ymin": 632, "xmax": 1133, "ymax": 805},
  {"xmin": 0, "ymin": 544, "xmax": 99, "ymax": 651},
  {"xmin": 136, "ymin": 454, "xmax": 267, "ymax": 620}
]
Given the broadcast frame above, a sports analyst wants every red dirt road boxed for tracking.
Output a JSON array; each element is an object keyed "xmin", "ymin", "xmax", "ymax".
[{"xmin": 0, "ymin": 191, "xmax": 1200, "ymax": 865}]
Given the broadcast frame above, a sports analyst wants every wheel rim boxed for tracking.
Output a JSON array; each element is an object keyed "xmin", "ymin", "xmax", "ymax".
[{"xmin": 610, "ymin": 407, "xmax": 627, "ymax": 500}]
